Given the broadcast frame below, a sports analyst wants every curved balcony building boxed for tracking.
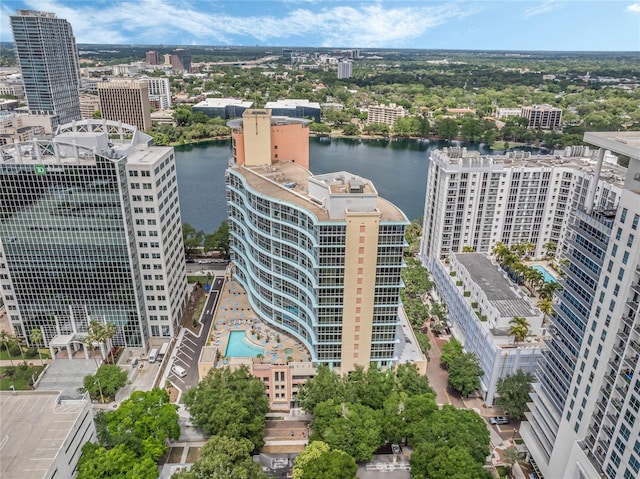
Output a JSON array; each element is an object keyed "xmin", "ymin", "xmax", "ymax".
[{"xmin": 227, "ymin": 109, "xmax": 408, "ymax": 372}]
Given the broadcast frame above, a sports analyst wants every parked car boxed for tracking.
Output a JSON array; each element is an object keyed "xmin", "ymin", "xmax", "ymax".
[{"xmin": 490, "ymin": 416, "xmax": 509, "ymax": 425}]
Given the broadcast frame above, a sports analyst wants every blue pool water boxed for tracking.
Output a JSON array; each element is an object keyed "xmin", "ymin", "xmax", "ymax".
[
  {"xmin": 225, "ymin": 330, "xmax": 265, "ymax": 357},
  {"xmin": 531, "ymin": 265, "xmax": 557, "ymax": 284}
]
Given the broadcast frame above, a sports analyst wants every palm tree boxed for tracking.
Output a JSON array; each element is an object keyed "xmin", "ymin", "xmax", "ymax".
[
  {"xmin": 509, "ymin": 316, "xmax": 530, "ymax": 345},
  {"xmin": 29, "ymin": 328, "xmax": 45, "ymax": 366},
  {"xmin": 0, "ymin": 330, "xmax": 15, "ymax": 367},
  {"xmin": 538, "ymin": 299, "xmax": 554, "ymax": 325},
  {"xmin": 503, "ymin": 446, "xmax": 524, "ymax": 476},
  {"xmin": 103, "ymin": 322, "xmax": 118, "ymax": 364},
  {"xmin": 492, "ymin": 242, "xmax": 510, "ymax": 264}
]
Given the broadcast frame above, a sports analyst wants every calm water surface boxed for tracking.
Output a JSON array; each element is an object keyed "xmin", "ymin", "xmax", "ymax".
[{"xmin": 175, "ymin": 138, "xmax": 541, "ymax": 233}]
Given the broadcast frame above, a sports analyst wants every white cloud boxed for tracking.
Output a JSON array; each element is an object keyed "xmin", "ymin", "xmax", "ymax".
[
  {"xmin": 523, "ymin": 0, "xmax": 560, "ymax": 19},
  {"xmin": 1, "ymin": 0, "xmax": 483, "ymax": 47},
  {"xmin": 628, "ymin": 3, "xmax": 640, "ymax": 13}
]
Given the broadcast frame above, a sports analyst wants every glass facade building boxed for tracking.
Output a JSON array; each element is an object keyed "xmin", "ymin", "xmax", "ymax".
[
  {"xmin": 0, "ymin": 121, "xmax": 188, "ymax": 349},
  {"xmin": 10, "ymin": 10, "xmax": 81, "ymax": 126}
]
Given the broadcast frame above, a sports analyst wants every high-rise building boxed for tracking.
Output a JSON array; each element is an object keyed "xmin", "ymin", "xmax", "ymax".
[
  {"xmin": 337, "ymin": 60, "xmax": 353, "ymax": 79},
  {"xmin": 0, "ymin": 119, "xmax": 188, "ymax": 348},
  {"xmin": 366, "ymin": 103, "xmax": 406, "ymax": 127},
  {"xmin": 170, "ymin": 49, "xmax": 191, "ymax": 72},
  {"xmin": 9, "ymin": 10, "xmax": 81, "ymax": 127},
  {"xmin": 521, "ymin": 104, "xmax": 563, "ymax": 130},
  {"xmin": 146, "ymin": 50, "xmax": 159, "ymax": 65},
  {"xmin": 98, "ymin": 80, "xmax": 152, "ymax": 131},
  {"xmin": 521, "ymin": 132, "xmax": 640, "ymax": 479},
  {"xmin": 420, "ymin": 147, "xmax": 625, "ymax": 269},
  {"xmin": 226, "ymin": 109, "xmax": 412, "ymax": 371},
  {"xmin": 139, "ymin": 76, "xmax": 172, "ymax": 109}
]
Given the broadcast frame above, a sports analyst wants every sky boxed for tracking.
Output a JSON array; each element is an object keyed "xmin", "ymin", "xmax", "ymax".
[{"xmin": 1, "ymin": 0, "xmax": 639, "ymax": 51}]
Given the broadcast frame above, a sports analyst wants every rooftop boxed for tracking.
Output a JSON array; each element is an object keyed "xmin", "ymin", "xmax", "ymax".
[
  {"xmin": 264, "ymin": 99, "xmax": 321, "ymax": 109},
  {"xmin": 0, "ymin": 391, "xmax": 90, "ymax": 479},
  {"xmin": 431, "ymin": 148, "xmax": 627, "ymax": 188},
  {"xmin": 193, "ymin": 98, "xmax": 254, "ymax": 108},
  {"xmin": 233, "ymin": 161, "xmax": 406, "ymax": 222},
  {"xmin": 454, "ymin": 253, "xmax": 538, "ymax": 319},
  {"xmin": 584, "ymin": 131, "xmax": 640, "ymax": 159}
]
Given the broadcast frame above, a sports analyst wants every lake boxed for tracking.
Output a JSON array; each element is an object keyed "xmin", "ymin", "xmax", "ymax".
[{"xmin": 175, "ymin": 138, "xmax": 540, "ymax": 233}]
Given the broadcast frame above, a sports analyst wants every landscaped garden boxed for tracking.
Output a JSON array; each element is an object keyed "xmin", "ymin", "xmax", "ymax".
[{"xmin": 0, "ymin": 363, "xmax": 45, "ymax": 390}]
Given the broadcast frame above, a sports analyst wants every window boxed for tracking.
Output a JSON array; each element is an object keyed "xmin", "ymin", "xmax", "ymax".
[
  {"xmin": 633, "ymin": 214, "xmax": 639, "ymax": 230},
  {"xmin": 621, "ymin": 208, "xmax": 628, "ymax": 223}
]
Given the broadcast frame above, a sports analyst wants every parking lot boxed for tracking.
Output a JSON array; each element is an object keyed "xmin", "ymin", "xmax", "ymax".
[{"xmin": 167, "ymin": 276, "xmax": 224, "ymax": 399}]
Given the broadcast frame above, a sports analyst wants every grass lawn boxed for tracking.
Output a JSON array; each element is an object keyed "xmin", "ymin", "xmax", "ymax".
[
  {"xmin": 187, "ymin": 276, "xmax": 210, "ymax": 285},
  {"xmin": 0, "ymin": 348, "xmax": 51, "ymax": 361},
  {"xmin": 0, "ymin": 365, "xmax": 45, "ymax": 390},
  {"xmin": 495, "ymin": 465, "xmax": 509, "ymax": 479}
]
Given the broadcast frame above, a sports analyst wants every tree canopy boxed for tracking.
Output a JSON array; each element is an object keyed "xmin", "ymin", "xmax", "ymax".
[
  {"xmin": 310, "ymin": 400, "xmax": 383, "ymax": 462},
  {"xmin": 204, "ymin": 221, "xmax": 230, "ymax": 258},
  {"xmin": 77, "ymin": 443, "xmax": 159, "ymax": 479},
  {"xmin": 183, "ymin": 366, "xmax": 269, "ymax": 450},
  {"xmin": 95, "ymin": 388, "xmax": 180, "ymax": 461},
  {"xmin": 292, "ymin": 441, "xmax": 357, "ymax": 479},
  {"xmin": 440, "ymin": 338, "xmax": 464, "ymax": 369},
  {"xmin": 447, "ymin": 352, "xmax": 484, "ymax": 398},
  {"xmin": 410, "ymin": 443, "xmax": 492, "ymax": 479},
  {"xmin": 80, "ymin": 364, "xmax": 128, "ymax": 402},
  {"xmin": 172, "ymin": 435, "xmax": 266, "ymax": 479},
  {"xmin": 78, "ymin": 389, "xmax": 179, "ymax": 479},
  {"xmin": 496, "ymin": 370, "xmax": 534, "ymax": 419}
]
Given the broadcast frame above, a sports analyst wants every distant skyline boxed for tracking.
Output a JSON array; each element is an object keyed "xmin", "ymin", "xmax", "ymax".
[{"xmin": 1, "ymin": 1, "xmax": 639, "ymax": 51}]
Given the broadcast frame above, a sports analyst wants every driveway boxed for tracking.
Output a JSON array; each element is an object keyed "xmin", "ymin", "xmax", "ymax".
[{"xmin": 168, "ymin": 276, "xmax": 224, "ymax": 398}]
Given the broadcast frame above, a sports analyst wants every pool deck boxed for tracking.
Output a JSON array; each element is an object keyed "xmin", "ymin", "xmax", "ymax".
[
  {"xmin": 207, "ymin": 280, "xmax": 311, "ymax": 367},
  {"xmin": 527, "ymin": 260, "xmax": 559, "ymax": 281}
]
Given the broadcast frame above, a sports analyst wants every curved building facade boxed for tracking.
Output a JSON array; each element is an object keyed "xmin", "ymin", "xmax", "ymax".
[{"xmin": 226, "ymin": 110, "xmax": 408, "ymax": 372}]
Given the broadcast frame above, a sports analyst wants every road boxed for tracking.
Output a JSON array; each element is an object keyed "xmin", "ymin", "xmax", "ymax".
[{"xmin": 168, "ymin": 276, "xmax": 224, "ymax": 397}]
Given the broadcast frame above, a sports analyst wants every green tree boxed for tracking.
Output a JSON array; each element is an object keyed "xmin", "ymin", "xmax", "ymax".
[
  {"xmin": 411, "ymin": 405, "xmax": 490, "ymax": 463},
  {"xmin": 172, "ymin": 435, "xmax": 266, "ymax": 479},
  {"xmin": 440, "ymin": 338, "xmax": 463, "ymax": 369},
  {"xmin": 80, "ymin": 364, "xmax": 128, "ymax": 402},
  {"xmin": 437, "ymin": 118, "xmax": 458, "ymax": 140},
  {"xmin": 496, "ymin": 370, "xmax": 534, "ymax": 419},
  {"xmin": 502, "ymin": 446, "xmax": 525, "ymax": 476},
  {"xmin": 292, "ymin": 441, "xmax": 357, "ymax": 479},
  {"xmin": 308, "ymin": 121, "xmax": 332, "ymax": 134},
  {"xmin": 509, "ymin": 316, "xmax": 530, "ymax": 344},
  {"xmin": 410, "ymin": 443, "xmax": 492, "ymax": 479},
  {"xmin": 97, "ymin": 389, "xmax": 179, "ymax": 460},
  {"xmin": 538, "ymin": 298, "xmax": 554, "ymax": 324},
  {"xmin": 310, "ymin": 400, "xmax": 383, "ymax": 462},
  {"xmin": 77, "ymin": 443, "xmax": 158, "ymax": 479},
  {"xmin": 183, "ymin": 366, "xmax": 269, "ymax": 450},
  {"xmin": 0, "ymin": 330, "xmax": 15, "ymax": 367},
  {"xmin": 341, "ymin": 123, "xmax": 360, "ymax": 136},
  {"xmin": 182, "ymin": 223, "xmax": 204, "ymax": 255},
  {"xmin": 92, "ymin": 110, "xmax": 102, "ymax": 119},
  {"xmin": 447, "ymin": 352, "xmax": 483, "ymax": 397},
  {"xmin": 393, "ymin": 363, "xmax": 434, "ymax": 397},
  {"xmin": 297, "ymin": 364, "xmax": 343, "ymax": 413},
  {"xmin": 204, "ymin": 221, "xmax": 230, "ymax": 258},
  {"xmin": 29, "ymin": 328, "xmax": 45, "ymax": 366}
]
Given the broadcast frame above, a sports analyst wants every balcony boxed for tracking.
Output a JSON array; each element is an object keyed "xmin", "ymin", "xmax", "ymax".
[
  {"xmin": 631, "ymin": 282, "xmax": 640, "ymax": 295},
  {"xmin": 627, "ymin": 300, "xmax": 639, "ymax": 314},
  {"xmin": 629, "ymin": 340, "xmax": 640, "ymax": 354}
]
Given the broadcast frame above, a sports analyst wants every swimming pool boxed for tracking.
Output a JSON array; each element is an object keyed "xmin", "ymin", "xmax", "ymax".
[
  {"xmin": 531, "ymin": 265, "xmax": 557, "ymax": 284},
  {"xmin": 225, "ymin": 330, "xmax": 265, "ymax": 357}
]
